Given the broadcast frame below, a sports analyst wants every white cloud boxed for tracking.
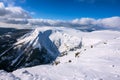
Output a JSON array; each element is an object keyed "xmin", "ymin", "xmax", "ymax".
[
  {"xmin": 1, "ymin": 16, "xmax": 120, "ymax": 31},
  {"xmin": 30, "ymin": 12, "xmax": 35, "ymax": 15},
  {"xmin": 0, "ymin": 2, "xmax": 5, "ymax": 16},
  {"xmin": 0, "ymin": 2, "xmax": 120, "ymax": 30},
  {"xmin": 97, "ymin": 17, "xmax": 120, "ymax": 28},
  {"xmin": 72, "ymin": 16, "xmax": 120, "ymax": 29},
  {"xmin": 72, "ymin": 18, "xmax": 96, "ymax": 25},
  {"xmin": 0, "ymin": 2, "xmax": 4, "ymax": 8},
  {"xmin": 28, "ymin": 19, "xmax": 62, "ymax": 26},
  {"xmin": 0, "ymin": 0, "xmax": 26, "ymax": 6},
  {"xmin": 0, "ymin": 2, "xmax": 31, "ymax": 19}
]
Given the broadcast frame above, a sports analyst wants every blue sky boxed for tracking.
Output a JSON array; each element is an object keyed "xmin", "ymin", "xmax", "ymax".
[{"xmin": 1, "ymin": 0, "xmax": 120, "ymax": 20}]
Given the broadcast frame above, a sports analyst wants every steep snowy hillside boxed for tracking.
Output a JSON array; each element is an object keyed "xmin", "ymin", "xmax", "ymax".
[
  {"xmin": 0, "ymin": 27, "xmax": 120, "ymax": 80},
  {"xmin": 0, "ymin": 27, "xmax": 82, "ymax": 72}
]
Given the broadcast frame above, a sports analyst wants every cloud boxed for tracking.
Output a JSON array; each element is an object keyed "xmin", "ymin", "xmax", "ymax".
[
  {"xmin": 97, "ymin": 17, "xmax": 120, "ymax": 28},
  {"xmin": 0, "ymin": 0, "xmax": 27, "ymax": 6},
  {"xmin": 0, "ymin": 2, "xmax": 5, "ymax": 16},
  {"xmin": 72, "ymin": 16, "xmax": 120, "ymax": 29},
  {"xmin": 0, "ymin": 2, "xmax": 31, "ymax": 19},
  {"xmin": 72, "ymin": 18, "xmax": 96, "ymax": 25},
  {"xmin": 0, "ymin": 0, "xmax": 16, "ymax": 6},
  {"xmin": 0, "ymin": 16, "xmax": 120, "ymax": 31},
  {"xmin": 0, "ymin": 2, "xmax": 119, "ymax": 31},
  {"xmin": 1, "ymin": 18, "xmax": 28, "ymax": 24},
  {"xmin": 28, "ymin": 16, "xmax": 120, "ymax": 31}
]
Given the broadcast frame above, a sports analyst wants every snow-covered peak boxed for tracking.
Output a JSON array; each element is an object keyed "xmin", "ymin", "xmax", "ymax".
[
  {"xmin": 0, "ymin": 27, "xmax": 82, "ymax": 72},
  {"xmin": 15, "ymin": 27, "xmax": 82, "ymax": 53}
]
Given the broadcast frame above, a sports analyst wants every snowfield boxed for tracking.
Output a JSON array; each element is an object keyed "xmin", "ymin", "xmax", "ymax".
[{"xmin": 0, "ymin": 27, "xmax": 120, "ymax": 80}]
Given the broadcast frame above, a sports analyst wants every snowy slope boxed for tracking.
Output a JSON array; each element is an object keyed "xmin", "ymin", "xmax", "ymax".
[
  {"xmin": 0, "ymin": 27, "xmax": 120, "ymax": 80},
  {"xmin": 15, "ymin": 27, "xmax": 82, "ymax": 53},
  {"xmin": 0, "ymin": 27, "xmax": 82, "ymax": 71}
]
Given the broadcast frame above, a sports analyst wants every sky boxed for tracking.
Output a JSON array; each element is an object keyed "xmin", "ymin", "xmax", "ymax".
[
  {"xmin": 0, "ymin": 0, "xmax": 120, "ymax": 20},
  {"xmin": 0, "ymin": 0, "xmax": 120, "ymax": 30}
]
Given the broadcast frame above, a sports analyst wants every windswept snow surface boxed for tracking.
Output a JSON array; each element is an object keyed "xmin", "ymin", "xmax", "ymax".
[{"xmin": 0, "ymin": 27, "xmax": 120, "ymax": 80}]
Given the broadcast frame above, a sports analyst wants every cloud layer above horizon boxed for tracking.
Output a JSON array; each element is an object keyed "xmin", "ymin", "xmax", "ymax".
[
  {"xmin": 0, "ymin": 2, "xmax": 120, "ymax": 31},
  {"xmin": 1, "ymin": 16, "xmax": 120, "ymax": 31}
]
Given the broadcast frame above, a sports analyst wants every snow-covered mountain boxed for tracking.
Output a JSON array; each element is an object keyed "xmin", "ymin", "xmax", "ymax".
[
  {"xmin": 0, "ymin": 27, "xmax": 82, "ymax": 72},
  {"xmin": 0, "ymin": 27, "xmax": 120, "ymax": 80}
]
